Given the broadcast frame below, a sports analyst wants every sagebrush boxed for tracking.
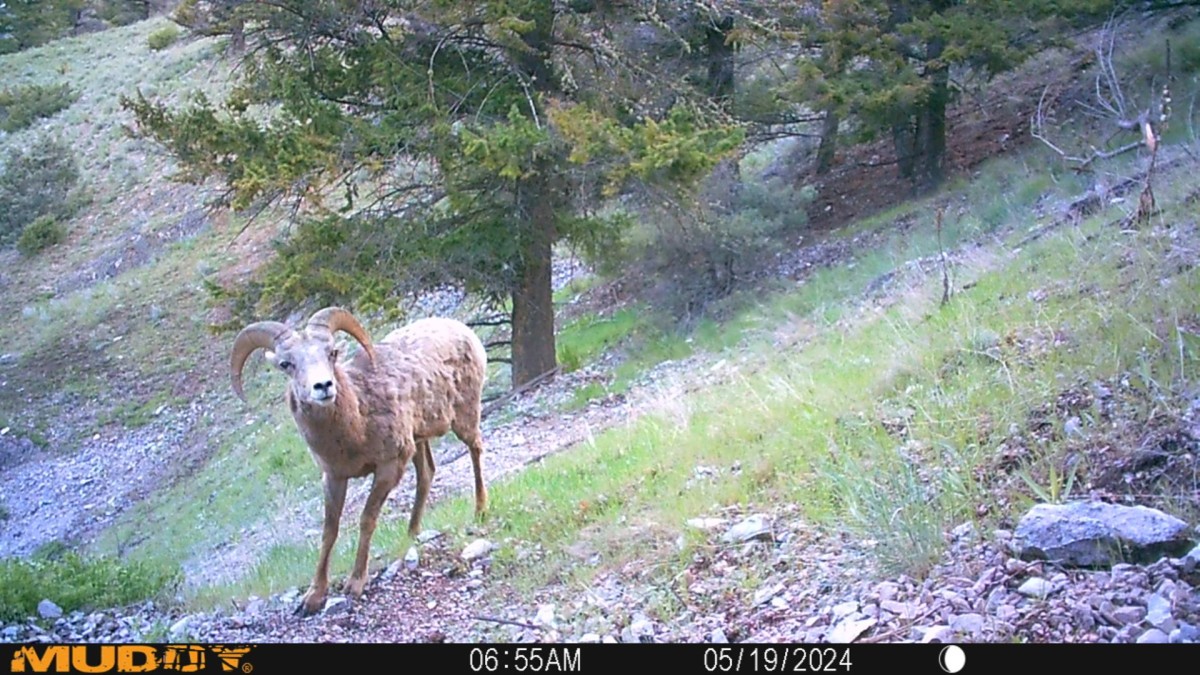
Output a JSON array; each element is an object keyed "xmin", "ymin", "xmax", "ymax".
[
  {"xmin": 0, "ymin": 83, "xmax": 78, "ymax": 133},
  {"xmin": 0, "ymin": 136, "xmax": 83, "ymax": 247}
]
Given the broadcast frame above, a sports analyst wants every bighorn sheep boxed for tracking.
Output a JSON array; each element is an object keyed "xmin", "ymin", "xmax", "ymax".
[{"xmin": 230, "ymin": 307, "xmax": 488, "ymax": 616}]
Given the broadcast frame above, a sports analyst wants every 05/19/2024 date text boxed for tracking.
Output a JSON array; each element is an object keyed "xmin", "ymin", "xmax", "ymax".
[{"xmin": 703, "ymin": 647, "xmax": 853, "ymax": 672}]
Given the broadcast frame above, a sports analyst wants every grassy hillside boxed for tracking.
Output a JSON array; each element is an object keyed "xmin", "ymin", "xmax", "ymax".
[{"xmin": 0, "ymin": 17, "xmax": 238, "ymax": 437}]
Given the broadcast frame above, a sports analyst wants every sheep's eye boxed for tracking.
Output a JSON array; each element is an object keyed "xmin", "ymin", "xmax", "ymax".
[{"xmin": 278, "ymin": 360, "xmax": 293, "ymax": 371}]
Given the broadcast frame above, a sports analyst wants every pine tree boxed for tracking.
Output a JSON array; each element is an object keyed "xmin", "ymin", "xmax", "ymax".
[
  {"xmin": 124, "ymin": 0, "xmax": 742, "ymax": 387},
  {"xmin": 0, "ymin": 0, "xmax": 86, "ymax": 54},
  {"xmin": 743, "ymin": 0, "xmax": 1117, "ymax": 192}
]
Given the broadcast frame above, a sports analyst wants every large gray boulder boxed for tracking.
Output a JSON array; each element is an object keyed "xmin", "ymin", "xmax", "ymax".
[{"xmin": 1015, "ymin": 501, "xmax": 1195, "ymax": 567}]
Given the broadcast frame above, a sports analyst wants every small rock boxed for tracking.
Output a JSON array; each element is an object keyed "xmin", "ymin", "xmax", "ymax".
[
  {"xmin": 2, "ymin": 626, "xmax": 20, "ymax": 640},
  {"xmin": 880, "ymin": 600, "xmax": 919, "ymax": 620},
  {"xmin": 601, "ymin": 636, "xmax": 618, "ymax": 644},
  {"xmin": 770, "ymin": 596, "xmax": 789, "ymax": 610},
  {"xmin": 37, "ymin": 600, "xmax": 62, "ymax": 620},
  {"xmin": 753, "ymin": 584, "xmax": 785, "ymax": 607},
  {"xmin": 323, "ymin": 597, "xmax": 349, "ymax": 614},
  {"xmin": 1137, "ymin": 628, "xmax": 1169, "ymax": 644},
  {"xmin": 383, "ymin": 559, "xmax": 404, "ymax": 580},
  {"xmin": 949, "ymin": 613, "xmax": 985, "ymax": 637},
  {"xmin": 168, "ymin": 616, "xmax": 191, "ymax": 639},
  {"xmin": 831, "ymin": 600, "xmax": 859, "ymax": 621},
  {"xmin": 1063, "ymin": 416, "xmax": 1083, "ymax": 438},
  {"xmin": 876, "ymin": 582, "xmax": 900, "ymax": 602},
  {"xmin": 1157, "ymin": 578, "xmax": 1178, "ymax": 597},
  {"xmin": 985, "ymin": 587, "xmax": 1007, "ymax": 610},
  {"xmin": 710, "ymin": 628, "xmax": 728, "ymax": 643},
  {"xmin": 936, "ymin": 589, "xmax": 970, "ymax": 611},
  {"xmin": 1184, "ymin": 545, "xmax": 1200, "ymax": 569},
  {"xmin": 1108, "ymin": 605, "xmax": 1144, "ymax": 625},
  {"xmin": 722, "ymin": 514, "xmax": 772, "ymax": 543},
  {"xmin": 1005, "ymin": 559, "xmax": 1029, "ymax": 575},
  {"xmin": 579, "ymin": 633, "xmax": 601, "ymax": 643},
  {"xmin": 1072, "ymin": 604, "xmax": 1096, "ymax": 631},
  {"xmin": 1014, "ymin": 501, "xmax": 1193, "ymax": 567},
  {"xmin": 461, "ymin": 539, "xmax": 494, "ymax": 561},
  {"xmin": 1169, "ymin": 623, "xmax": 1198, "ymax": 643},
  {"xmin": 417, "ymin": 530, "xmax": 443, "ymax": 544},
  {"xmin": 622, "ymin": 615, "xmax": 654, "ymax": 643},
  {"xmin": 687, "ymin": 517, "xmax": 726, "ymax": 531},
  {"xmin": 920, "ymin": 625, "xmax": 956, "ymax": 643},
  {"xmin": 951, "ymin": 522, "xmax": 976, "ymax": 540},
  {"xmin": 827, "ymin": 617, "xmax": 875, "ymax": 644},
  {"xmin": 1146, "ymin": 594, "xmax": 1172, "ymax": 629},
  {"xmin": 1017, "ymin": 578, "xmax": 1056, "ymax": 598},
  {"xmin": 535, "ymin": 604, "xmax": 555, "ymax": 629},
  {"xmin": 405, "ymin": 546, "xmax": 420, "ymax": 570}
]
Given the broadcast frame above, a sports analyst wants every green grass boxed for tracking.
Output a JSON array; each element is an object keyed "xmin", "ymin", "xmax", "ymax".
[
  {"xmin": 556, "ymin": 307, "xmax": 640, "ymax": 373},
  {"xmin": 96, "ymin": 392, "xmax": 184, "ymax": 429},
  {"xmin": 92, "ymin": 406, "xmax": 323, "ymax": 584},
  {"xmin": 0, "ymin": 549, "xmax": 181, "ymax": 623}
]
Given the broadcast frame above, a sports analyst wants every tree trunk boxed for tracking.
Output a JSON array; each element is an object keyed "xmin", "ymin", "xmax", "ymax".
[
  {"xmin": 816, "ymin": 107, "xmax": 839, "ymax": 175},
  {"xmin": 892, "ymin": 117, "xmax": 916, "ymax": 180},
  {"xmin": 230, "ymin": 16, "xmax": 246, "ymax": 53},
  {"xmin": 507, "ymin": 2, "xmax": 560, "ymax": 389},
  {"xmin": 510, "ymin": 185, "xmax": 558, "ymax": 388},
  {"xmin": 914, "ymin": 39, "xmax": 949, "ymax": 193},
  {"xmin": 702, "ymin": 14, "xmax": 740, "ymax": 214},
  {"xmin": 705, "ymin": 14, "xmax": 735, "ymax": 105}
]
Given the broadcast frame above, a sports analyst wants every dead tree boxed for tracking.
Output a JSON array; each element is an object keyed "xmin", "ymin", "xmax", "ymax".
[{"xmin": 1032, "ymin": 16, "xmax": 1172, "ymax": 226}]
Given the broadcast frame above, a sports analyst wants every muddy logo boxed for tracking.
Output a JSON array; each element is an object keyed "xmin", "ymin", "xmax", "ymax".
[{"xmin": 10, "ymin": 646, "xmax": 254, "ymax": 673}]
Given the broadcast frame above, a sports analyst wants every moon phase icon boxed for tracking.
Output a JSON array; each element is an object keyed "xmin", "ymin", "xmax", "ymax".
[{"xmin": 939, "ymin": 645, "xmax": 966, "ymax": 673}]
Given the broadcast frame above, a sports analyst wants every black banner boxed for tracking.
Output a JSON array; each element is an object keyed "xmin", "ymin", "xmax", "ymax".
[{"xmin": 1, "ymin": 642, "xmax": 1188, "ymax": 675}]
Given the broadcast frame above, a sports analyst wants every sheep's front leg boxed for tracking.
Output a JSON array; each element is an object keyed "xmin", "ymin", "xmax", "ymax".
[
  {"xmin": 345, "ymin": 459, "xmax": 404, "ymax": 600},
  {"xmin": 298, "ymin": 472, "xmax": 347, "ymax": 616}
]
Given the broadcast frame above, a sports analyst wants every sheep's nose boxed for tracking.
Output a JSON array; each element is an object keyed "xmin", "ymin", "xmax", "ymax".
[{"xmin": 313, "ymin": 380, "xmax": 334, "ymax": 394}]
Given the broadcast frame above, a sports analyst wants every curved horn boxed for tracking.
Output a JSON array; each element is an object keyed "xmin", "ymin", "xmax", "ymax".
[
  {"xmin": 307, "ymin": 307, "xmax": 376, "ymax": 362},
  {"xmin": 230, "ymin": 321, "xmax": 293, "ymax": 402}
]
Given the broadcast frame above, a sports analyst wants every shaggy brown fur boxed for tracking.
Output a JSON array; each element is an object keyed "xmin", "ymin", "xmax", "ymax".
[{"xmin": 231, "ymin": 308, "xmax": 488, "ymax": 616}]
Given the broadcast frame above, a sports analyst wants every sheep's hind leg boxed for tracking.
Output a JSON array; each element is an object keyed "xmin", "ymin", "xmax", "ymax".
[
  {"xmin": 298, "ymin": 472, "xmax": 347, "ymax": 616},
  {"xmin": 453, "ymin": 425, "xmax": 488, "ymax": 519},
  {"xmin": 408, "ymin": 439, "xmax": 435, "ymax": 536},
  {"xmin": 345, "ymin": 460, "xmax": 404, "ymax": 600}
]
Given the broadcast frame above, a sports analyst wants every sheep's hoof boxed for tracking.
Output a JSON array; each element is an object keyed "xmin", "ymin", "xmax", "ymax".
[
  {"xmin": 296, "ymin": 590, "xmax": 325, "ymax": 617},
  {"xmin": 345, "ymin": 576, "xmax": 368, "ymax": 599}
]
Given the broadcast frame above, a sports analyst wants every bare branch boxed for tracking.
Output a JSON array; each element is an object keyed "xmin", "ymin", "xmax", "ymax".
[
  {"xmin": 467, "ymin": 315, "xmax": 511, "ymax": 328},
  {"xmin": 1032, "ymin": 18, "xmax": 1166, "ymax": 177},
  {"xmin": 480, "ymin": 367, "xmax": 559, "ymax": 419}
]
